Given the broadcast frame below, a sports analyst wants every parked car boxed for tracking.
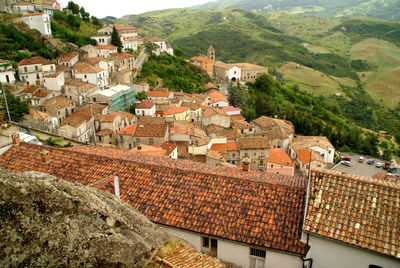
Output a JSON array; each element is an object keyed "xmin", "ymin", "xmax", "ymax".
[
  {"xmin": 376, "ymin": 162, "xmax": 383, "ymax": 168},
  {"xmin": 358, "ymin": 156, "xmax": 364, "ymax": 163},
  {"xmin": 383, "ymin": 162, "xmax": 391, "ymax": 170},
  {"xmin": 342, "ymin": 157, "xmax": 351, "ymax": 161},
  {"xmin": 388, "ymin": 165, "xmax": 398, "ymax": 173},
  {"xmin": 367, "ymin": 159, "xmax": 374, "ymax": 165},
  {"xmin": 341, "ymin": 160, "xmax": 351, "ymax": 166}
]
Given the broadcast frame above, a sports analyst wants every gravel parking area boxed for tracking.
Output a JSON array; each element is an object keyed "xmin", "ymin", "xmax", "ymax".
[{"xmin": 331, "ymin": 153, "xmax": 399, "ymax": 178}]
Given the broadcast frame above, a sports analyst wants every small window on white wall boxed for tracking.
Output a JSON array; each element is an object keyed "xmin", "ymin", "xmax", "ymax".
[{"xmin": 250, "ymin": 248, "xmax": 266, "ymax": 268}]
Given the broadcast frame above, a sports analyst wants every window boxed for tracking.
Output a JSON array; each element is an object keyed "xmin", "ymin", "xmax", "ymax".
[
  {"xmin": 24, "ymin": 67, "xmax": 28, "ymax": 72},
  {"xmin": 250, "ymin": 248, "xmax": 266, "ymax": 268},
  {"xmin": 35, "ymin": 65, "xmax": 38, "ymax": 71},
  {"xmin": 36, "ymin": 74, "xmax": 40, "ymax": 79},
  {"xmin": 135, "ymin": 138, "xmax": 140, "ymax": 144},
  {"xmin": 202, "ymin": 237, "xmax": 217, "ymax": 256},
  {"xmin": 149, "ymin": 138, "xmax": 154, "ymax": 145},
  {"xmin": 232, "ymin": 153, "xmax": 235, "ymax": 158},
  {"xmin": 368, "ymin": 266, "xmax": 383, "ymax": 268}
]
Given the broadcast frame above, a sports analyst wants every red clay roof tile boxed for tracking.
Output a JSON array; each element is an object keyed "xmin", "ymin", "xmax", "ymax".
[{"xmin": 0, "ymin": 143, "xmax": 309, "ymax": 256}]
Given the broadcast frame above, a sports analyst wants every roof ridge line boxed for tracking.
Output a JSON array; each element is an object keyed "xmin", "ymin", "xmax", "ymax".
[{"xmin": 313, "ymin": 168, "xmax": 400, "ymax": 190}]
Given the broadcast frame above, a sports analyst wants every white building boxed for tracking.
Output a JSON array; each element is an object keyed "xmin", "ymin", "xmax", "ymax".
[
  {"xmin": 72, "ymin": 62, "xmax": 109, "ymax": 89},
  {"xmin": 43, "ymin": 70, "xmax": 64, "ymax": 91},
  {"xmin": 145, "ymin": 90, "xmax": 174, "ymax": 100},
  {"xmin": 96, "ymin": 45, "xmax": 118, "ymax": 58},
  {"xmin": 56, "ymin": 52, "xmax": 79, "ymax": 67},
  {"xmin": 289, "ymin": 136, "xmax": 335, "ymax": 166},
  {"xmin": 19, "ymin": 13, "xmax": 52, "ymax": 37},
  {"xmin": 91, "ymin": 35, "xmax": 111, "ymax": 46},
  {"xmin": 17, "ymin": 56, "xmax": 55, "ymax": 86},
  {"xmin": 207, "ymin": 89, "xmax": 229, "ymax": 108},
  {"xmin": 303, "ymin": 169, "xmax": 400, "ymax": 268},
  {"xmin": 135, "ymin": 101, "xmax": 156, "ymax": 117},
  {"xmin": 11, "ymin": 2, "xmax": 35, "ymax": 14},
  {"xmin": 0, "ymin": 59, "xmax": 16, "ymax": 84}
]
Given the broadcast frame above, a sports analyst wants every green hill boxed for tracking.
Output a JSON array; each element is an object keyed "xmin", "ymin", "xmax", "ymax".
[{"xmin": 193, "ymin": 0, "xmax": 400, "ymax": 20}]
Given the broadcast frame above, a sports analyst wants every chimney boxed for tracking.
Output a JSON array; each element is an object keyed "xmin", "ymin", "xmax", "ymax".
[
  {"xmin": 11, "ymin": 133, "xmax": 20, "ymax": 145},
  {"xmin": 40, "ymin": 151, "xmax": 51, "ymax": 164},
  {"xmin": 114, "ymin": 176, "xmax": 120, "ymax": 199},
  {"xmin": 242, "ymin": 157, "xmax": 250, "ymax": 172}
]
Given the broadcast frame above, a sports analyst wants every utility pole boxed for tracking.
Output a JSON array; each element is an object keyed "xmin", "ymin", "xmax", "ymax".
[{"xmin": 0, "ymin": 84, "xmax": 11, "ymax": 122}]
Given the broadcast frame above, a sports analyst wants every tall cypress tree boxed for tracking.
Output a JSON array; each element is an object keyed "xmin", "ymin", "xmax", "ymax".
[{"xmin": 111, "ymin": 26, "xmax": 122, "ymax": 52}]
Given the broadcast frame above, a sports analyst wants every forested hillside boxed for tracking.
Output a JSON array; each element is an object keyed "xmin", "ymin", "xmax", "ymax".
[{"xmin": 193, "ymin": 0, "xmax": 400, "ymax": 20}]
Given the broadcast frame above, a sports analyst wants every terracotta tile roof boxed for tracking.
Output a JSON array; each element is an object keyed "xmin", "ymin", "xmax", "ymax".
[
  {"xmin": 232, "ymin": 119, "xmax": 252, "ymax": 130},
  {"xmin": 110, "ymin": 53, "xmax": 135, "ymax": 60},
  {"xmin": 304, "ymin": 169, "xmax": 400, "ymax": 259},
  {"xmin": 136, "ymin": 100, "xmax": 155, "ymax": 109},
  {"xmin": 96, "ymin": 45, "xmax": 118, "ymax": 50},
  {"xmin": 98, "ymin": 111, "xmax": 122, "ymax": 123},
  {"xmin": 146, "ymin": 91, "xmax": 171, "ymax": 98},
  {"xmin": 297, "ymin": 149, "xmax": 324, "ymax": 164},
  {"xmin": 133, "ymin": 123, "xmax": 168, "ymax": 138},
  {"xmin": 87, "ymin": 57, "xmax": 113, "ymax": 64},
  {"xmin": 190, "ymin": 56, "xmax": 210, "ymax": 62},
  {"xmin": 117, "ymin": 124, "xmax": 136, "ymax": 135},
  {"xmin": 41, "ymin": 96, "xmax": 74, "ymax": 110},
  {"xmin": 227, "ymin": 141, "xmax": 238, "ymax": 151},
  {"xmin": 12, "ymin": 2, "xmax": 34, "ymax": 6},
  {"xmin": 204, "ymin": 83, "xmax": 218, "ymax": 90},
  {"xmin": 170, "ymin": 125, "xmax": 191, "ymax": 136},
  {"xmin": 43, "ymin": 70, "xmax": 63, "ymax": 78},
  {"xmin": 17, "ymin": 56, "xmax": 51, "ymax": 66},
  {"xmin": 291, "ymin": 136, "xmax": 334, "ymax": 152},
  {"xmin": 33, "ymin": 88, "xmax": 51, "ymax": 98},
  {"xmin": 138, "ymin": 117, "xmax": 165, "ymax": 124},
  {"xmin": 181, "ymin": 102, "xmax": 201, "ymax": 110},
  {"xmin": 112, "ymin": 24, "xmax": 137, "ymax": 31},
  {"xmin": 207, "ymin": 90, "xmax": 228, "ymax": 105},
  {"xmin": 152, "ymin": 142, "xmax": 177, "ymax": 156},
  {"xmin": 129, "ymin": 144, "xmax": 166, "ymax": 156},
  {"xmin": 72, "ymin": 62, "xmax": 104, "ymax": 74},
  {"xmin": 20, "ymin": 85, "xmax": 39, "ymax": 94},
  {"xmin": 206, "ymin": 150, "xmax": 225, "ymax": 161},
  {"xmin": 233, "ymin": 62, "xmax": 267, "ymax": 71},
  {"xmin": 162, "ymin": 106, "xmax": 189, "ymax": 116},
  {"xmin": 61, "ymin": 104, "xmax": 106, "ymax": 128},
  {"xmin": 252, "ymin": 116, "xmax": 295, "ymax": 140},
  {"xmin": 221, "ymin": 107, "xmax": 242, "ymax": 113},
  {"xmin": 113, "ymin": 111, "xmax": 135, "ymax": 121},
  {"xmin": 238, "ymin": 137, "xmax": 271, "ymax": 150},
  {"xmin": 21, "ymin": 12, "xmax": 44, "ymax": 16},
  {"xmin": 210, "ymin": 143, "xmax": 228, "ymax": 154},
  {"xmin": 268, "ymin": 148, "xmax": 295, "ymax": 167},
  {"xmin": 0, "ymin": 142, "xmax": 309, "ymax": 256},
  {"xmin": 203, "ymin": 107, "xmax": 228, "ymax": 118},
  {"xmin": 57, "ymin": 52, "xmax": 79, "ymax": 62},
  {"xmin": 29, "ymin": 109, "xmax": 50, "ymax": 120},
  {"xmin": 230, "ymin": 114, "xmax": 244, "ymax": 121},
  {"xmin": 65, "ymin": 78, "xmax": 97, "ymax": 93},
  {"xmin": 371, "ymin": 172, "xmax": 400, "ymax": 184}
]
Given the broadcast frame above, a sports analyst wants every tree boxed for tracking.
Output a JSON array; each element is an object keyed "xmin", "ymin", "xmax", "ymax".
[
  {"xmin": 67, "ymin": 1, "xmax": 80, "ymax": 14},
  {"xmin": 174, "ymin": 48, "xmax": 184, "ymax": 57},
  {"xmin": 136, "ymin": 91, "xmax": 146, "ymax": 101},
  {"xmin": 91, "ymin": 16, "xmax": 102, "ymax": 27},
  {"xmin": 144, "ymin": 42, "xmax": 159, "ymax": 55},
  {"xmin": 79, "ymin": 7, "xmax": 90, "ymax": 22},
  {"xmin": 111, "ymin": 26, "xmax": 122, "ymax": 53},
  {"xmin": 66, "ymin": 14, "xmax": 81, "ymax": 30},
  {"xmin": 0, "ymin": 87, "xmax": 29, "ymax": 122}
]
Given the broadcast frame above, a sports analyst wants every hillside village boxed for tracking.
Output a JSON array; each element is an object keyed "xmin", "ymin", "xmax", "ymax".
[{"xmin": 0, "ymin": 2, "xmax": 399, "ymax": 268}]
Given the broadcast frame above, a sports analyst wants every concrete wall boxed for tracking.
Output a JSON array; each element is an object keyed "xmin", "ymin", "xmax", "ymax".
[
  {"xmin": 305, "ymin": 234, "xmax": 400, "ymax": 268},
  {"xmin": 0, "ymin": 70, "xmax": 16, "ymax": 84},
  {"xmin": 20, "ymin": 14, "xmax": 51, "ymax": 37},
  {"xmin": 266, "ymin": 162, "xmax": 294, "ymax": 176},
  {"xmin": 203, "ymin": 114, "xmax": 230, "ymax": 128}
]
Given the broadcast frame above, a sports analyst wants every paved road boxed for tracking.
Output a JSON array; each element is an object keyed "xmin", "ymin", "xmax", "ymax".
[{"xmin": 332, "ymin": 153, "xmax": 398, "ymax": 177}]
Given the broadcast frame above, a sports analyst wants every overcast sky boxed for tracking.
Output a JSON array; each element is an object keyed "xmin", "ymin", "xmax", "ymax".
[{"xmin": 58, "ymin": 0, "xmax": 213, "ymax": 18}]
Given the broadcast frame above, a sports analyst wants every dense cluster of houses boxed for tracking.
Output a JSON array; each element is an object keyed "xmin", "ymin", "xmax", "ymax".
[{"xmin": 0, "ymin": 0, "xmax": 61, "ymax": 16}]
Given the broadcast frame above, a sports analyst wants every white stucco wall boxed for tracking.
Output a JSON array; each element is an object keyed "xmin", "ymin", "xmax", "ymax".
[
  {"xmin": 210, "ymin": 100, "xmax": 229, "ymax": 107},
  {"xmin": 162, "ymin": 226, "xmax": 303, "ymax": 268},
  {"xmin": 0, "ymin": 70, "xmax": 15, "ymax": 84},
  {"xmin": 20, "ymin": 14, "xmax": 52, "ymax": 37},
  {"xmin": 305, "ymin": 234, "xmax": 400, "ymax": 268},
  {"xmin": 43, "ymin": 72, "xmax": 65, "ymax": 91},
  {"xmin": 310, "ymin": 146, "xmax": 334, "ymax": 164},
  {"xmin": 135, "ymin": 106, "xmax": 155, "ymax": 117},
  {"xmin": 228, "ymin": 66, "xmax": 241, "ymax": 81}
]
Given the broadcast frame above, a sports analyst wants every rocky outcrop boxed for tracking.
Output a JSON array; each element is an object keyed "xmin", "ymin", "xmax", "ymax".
[{"xmin": 0, "ymin": 169, "xmax": 169, "ymax": 267}]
